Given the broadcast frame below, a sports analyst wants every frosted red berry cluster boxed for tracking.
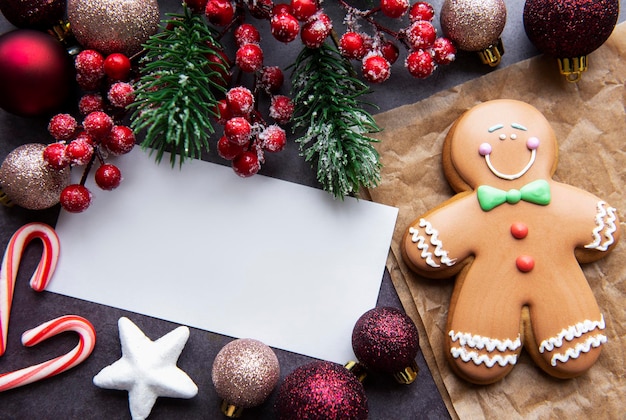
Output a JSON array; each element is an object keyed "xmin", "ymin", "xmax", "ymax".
[{"xmin": 43, "ymin": 50, "xmax": 137, "ymax": 213}]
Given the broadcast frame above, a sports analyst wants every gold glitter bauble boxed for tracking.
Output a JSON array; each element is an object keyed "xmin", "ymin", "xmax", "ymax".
[
  {"xmin": 67, "ymin": 0, "xmax": 160, "ymax": 56},
  {"xmin": 440, "ymin": 0, "xmax": 506, "ymax": 52},
  {"xmin": 0, "ymin": 143, "xmax": 70, "ymax": 210}
]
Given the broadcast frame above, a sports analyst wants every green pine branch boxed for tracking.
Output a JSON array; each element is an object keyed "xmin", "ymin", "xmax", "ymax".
[
  {"xmin": 290, "ymin": 43, "xmax": 382, "ymax": 199},
  {"xmin": 130, "ymin": 5, "xmax": 227, "ymax": 167}
]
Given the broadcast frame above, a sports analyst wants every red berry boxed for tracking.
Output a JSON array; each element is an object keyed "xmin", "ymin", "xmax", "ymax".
[
  {"xmin": 78, "ymin": 93, "xmax": 104, "ymax": 115},
  {"xmin": 432, "ymin": 37, "xmax": 456, "ymax": 65},
  {"xmin": 65, "ymin": 137, "xmax": 94, "ymax": 165},
  {"xmin": 380, "ymin": 0, "xmax": 409, "ymax": 18},
  {"xmin": 83, "ymin": 111, "xmax": 114, "ymax": 139},
  {"xmin": 300, "ymin": 13, "xmax": 332, "ymax": 49},
  {"xmin": 290, "ymin": 0, "xmax": 317, "ymax": 21},
  {"xmin": 224, "ymin": 117, "xmax": 252, "ymax": 146},
  {"xmin": 261, "ymin": 124, "xmax": 287, "ymax": 152},
  {"xmin": 213, "ymin": 98, "xmax": 232, "ymax": 124},
  {"xmin": 232, "ymin": 151, "xmax": 260, "ymax": 177},
  {"xmin": 234, "ymin": 23, "xmax": 261, "ymax": 46},
  {"xmin": 340, "ymin": 32, "xmax": 367, "ymax": 60},
  {"xmin": 409, "ymin": 1, "xmax": 435, "ymax": 22},
  {"xmin": 272, "ymin": 3, "xmax": 292, "ymax": 15},
  {"xmin": 48, "ymin": 113, "xmax": 77, "ymax": 140},
  {"xmin": 226, "ymin": 86, "xmax": 255, "ymax": 117},
  {"xmin": 104, "ymin": 125, "xmax": 136, "ymax": 155},
  {"xmin": 362, "ymin": 53, "xmax": 391, "ymax": 83},
  {"xmin": 217, "ymin": 135, "xmax": 245, "ymax": 160},
  {"xmin": 95, "ymin": 163, "xmax": 122, "ymax": 190},
  {"xmin": 406, "ymin": 20, "xmax": 437, "ymax": 50},
  {"xmin": 60, "ymin": 184, "xmax": 92, "ymax": 213},
  {"xmin": 103, "ymin": 53, "xmax": 131, "ymax": 81},
  {"xmin": 235, "ymin": 43, "xmax": 264, "ymax": 73},
  {"xmin": 406, "ymin": 49, "xmax": 436, "ymax": 78},
  {"xmin": 107, "ymin": 82, "xmax": 135, "ymax": 108},
  {"xmin": 43, "ymin": 142, "xmax": 69, "ymax": 170},
  {"xmin": 270, "ymin": 12, "xmax": 300, "ymax": 43},
  {"xmin": 75, "ymin": 49, "xmax": 104, "ymax": 79},
  {"xmin": 381, "ymin": 40, "xmax": 400, "ymax": 64},
  {"xmin": 269, "ymin": 95, "xmax": 294, "ymax": 125},
  {"xmin": 259, "ymin": 66, "xmax": 284, "ymax": 93},
  {"xmin": 205, "ymin": 0, "xmax": 234, "ymax": 26}
]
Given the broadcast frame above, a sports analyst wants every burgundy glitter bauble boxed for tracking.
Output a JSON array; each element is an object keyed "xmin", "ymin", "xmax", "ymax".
[
  {"xmin": 275, "ymin": 361, "xmax": 368, "ymax": 420},
  {"xmin": 352, "ymin": 307, "xmax": 419, "ymax": 378},
  {"xmin": 523, "ymin": 0, "xmax": 619, "ymax": 58},
  {"xmin": 0, "ymin": 0, "xmax": 66, "ymax": 29},
  {"xmin": 0, "ymin": 30, "xmax": 73, "ymax": 117}
]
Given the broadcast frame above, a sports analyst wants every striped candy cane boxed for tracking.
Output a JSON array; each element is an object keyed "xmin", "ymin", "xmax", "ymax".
[
  {"xmin": 0, "ymin": 315, "xmax": 96, "ymax": 391},
  {"xmin": 1, "ymin": 222, "xmax": 60, "ymax": 356}
]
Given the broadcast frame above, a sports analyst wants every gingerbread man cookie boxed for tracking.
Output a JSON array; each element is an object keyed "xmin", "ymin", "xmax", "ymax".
[{"xmin": 402, "ymin": 99, "xmax": 620, "ymax": 384}]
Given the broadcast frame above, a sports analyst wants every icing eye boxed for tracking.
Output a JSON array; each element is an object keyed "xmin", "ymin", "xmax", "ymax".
[
  {"xmin": 527, "ymin": 136, "xmax": 540, "ymax": 150},
  {"xmin": 479, "ymin": 142, "xmax": 492, "ymax": 156},
  {"xmin": 499, "ymin": 133, "xmax": 506, "ymax": 140},
  {"xmin": 510, "ymin": 133, "xmax": 517, "ymax": 140}
]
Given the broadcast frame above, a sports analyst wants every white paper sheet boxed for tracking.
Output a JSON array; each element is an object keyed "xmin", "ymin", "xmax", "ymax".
[{"xmin": 51, "ymin": 148, "xmax": 398, "ymax": 363}]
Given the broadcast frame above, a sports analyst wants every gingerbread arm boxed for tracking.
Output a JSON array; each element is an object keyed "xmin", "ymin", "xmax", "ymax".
[
  {"xmin": 402, "ymin": 193, "xmax": 476, "ymax": 279},
  {"xmin": 577, "ymin": 198, "xmax": 621, "ymax": 263}
]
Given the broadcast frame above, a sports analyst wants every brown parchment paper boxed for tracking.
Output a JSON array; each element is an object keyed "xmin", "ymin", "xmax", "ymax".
[{"xmin": 366, "ymin": 23, "xmax": 626, "ymax": 420}]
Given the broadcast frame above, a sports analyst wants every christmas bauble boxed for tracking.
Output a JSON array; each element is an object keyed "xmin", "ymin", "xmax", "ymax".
[
  {"xmin": 0, "ymin": 30, "xmax": 73, "ymax": 117},
  {"xmin": 523, "ymin": 0, "xmax": 619, "ymax": 81},
  {"xmin": 440, "ymin": 0, "xmax": 506, "ymax": 66},
  {"xmin": 352, "ymin": 307, "xmax": 420, "ymax": 384},
  {"xmin": 0, "ymin": 143, "xmax": 71, "ymax": 210},
  {"xmin": 211, "ymin": 338, "xmax": 280, "ymax": 417},
  {"xmin": 0, "ymin": 0, "xmax": 66, "ymax": 29},
  {"xmin": 67, "ymin": 0, "xmax": 160, "ymax": 56},
  {"xmin": 275, "ymin": 361, "xmax": 368, "ymax": 420}
]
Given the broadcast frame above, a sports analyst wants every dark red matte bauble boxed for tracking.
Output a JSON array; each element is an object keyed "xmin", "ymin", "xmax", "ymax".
[
  {"xmin": 523, "ymin": 0, "xmax": 619, "ymax": 57},
  {"xmin": 275, "ymin": 361, "xmax": 368, "ymax": 420},
  {"xmin": 352, "ymin": 307, "xmax": 419, "ymax": 374},
  {"xmin": 0, "ymin": 29, "xmax": 73, "ymax": 117},
  {"xmin": 0, "ymin": 0, "xmax": 66, "ymax": 29}
]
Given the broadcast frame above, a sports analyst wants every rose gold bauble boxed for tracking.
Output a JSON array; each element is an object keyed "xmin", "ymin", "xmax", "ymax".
[
  {"xmin": 0, "ymin": 143, "xmax": 70, "ymax": 210},
  {"xmin": 67, "ymin": 0, "xmax": 160, "ymax": 56}
]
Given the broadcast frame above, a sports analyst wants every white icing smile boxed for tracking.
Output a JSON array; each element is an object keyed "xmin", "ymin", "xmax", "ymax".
[{"xmin": 479, "ymin": 123, "xmax": 540, "ymax": 181}]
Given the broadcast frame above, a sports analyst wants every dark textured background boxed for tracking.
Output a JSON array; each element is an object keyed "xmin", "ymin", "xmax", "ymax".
[{"xmin": 1, "ymin": 1, "xmax": 623, "ymax": 418}]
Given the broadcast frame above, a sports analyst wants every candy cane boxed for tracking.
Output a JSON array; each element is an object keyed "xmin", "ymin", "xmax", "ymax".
[
  {"xmin": 0, "ymin": 315, "xmax": 96, "ymax": 392},
  {"xmin": 1, "ymin": 222, "xmax": 60, "ymax": 356}
]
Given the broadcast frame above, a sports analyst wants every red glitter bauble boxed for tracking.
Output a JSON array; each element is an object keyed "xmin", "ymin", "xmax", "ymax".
[
  {"xmin": 0, "ymin": 0, "xmax": 66, "ymax": 29},
  {"xmin": 275, "ymin": 361, "xmax": 368, "ymax": 420},
  {"xmin": 0, "ymin": 30, "xmax": 73, "ymax": 117},
  {"xmin": 523, "ymin": 0, "xmax": 619, "ymax": 58},
  {"xmin": 352, "ymin": 307, "xmax": 419, "ymax": 379}
]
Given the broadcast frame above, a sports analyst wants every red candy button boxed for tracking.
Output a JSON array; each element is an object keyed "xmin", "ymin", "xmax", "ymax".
[
  {"xmin": 510, "ymin": 222, "xmax": 528, "ymax": 239},
  {"xmin": 516, "ymin": 255, "xmax": 535, "ymax": 272}
]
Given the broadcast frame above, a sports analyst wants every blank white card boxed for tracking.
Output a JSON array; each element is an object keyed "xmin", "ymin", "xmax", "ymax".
[{"xmin": 51, "ymin": 148, "xmax": 398, "ymax": 363}]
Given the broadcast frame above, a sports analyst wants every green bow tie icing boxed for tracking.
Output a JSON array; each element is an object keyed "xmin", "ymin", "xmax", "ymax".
[{"xmin": 477, "ymin": 179, "xmax": 551, "ymax": 211}]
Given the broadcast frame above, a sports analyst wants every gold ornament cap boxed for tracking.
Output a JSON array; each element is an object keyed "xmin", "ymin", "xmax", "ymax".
[
  {"xmin": 557, "ymin": 55, "xmax": 588, "ymax": 83},
  {"xmin": 344, "ymin": 360, "xmax": 368, "ymax": 383},
  {"xmin": 478, "ymin": 38, "xmax": 505, "ymax": 67},
  {"xmin": 0, "ymin": 187, "xmax": 13, "ymax": 207},
  {"xmin": 392, "ymin": 360, "xmax": 420, "ymax": 385},
  {"xmin": 220, "ymin": 400, "xmax": 244, "ymax": 418}
]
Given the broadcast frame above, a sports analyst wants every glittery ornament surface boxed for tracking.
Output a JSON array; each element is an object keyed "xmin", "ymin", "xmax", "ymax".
[
  {"xmin": 67, "ymin": 0, "xmax": 160, "ymax": 56},
  {"xmin": 0, "ymin": 143, "xmax": 70, "ymax": 210},
  {"xmin": 440, "ymin": 0, "xmax": 507, "ymax": 51},
  {"xmin": 523, "ymin": 0, "xmax": 619, "ymax": 57},
  {"xmin": 211, "ymin": 338, "xmax": 280, "ymax": 408},
  {"xmin": 275, "ymin": 361, "xmax": 368, "ymax": 420},
  {"xmin": 352, "ymin": 307, "xmax": 419, "ymax": 373}
]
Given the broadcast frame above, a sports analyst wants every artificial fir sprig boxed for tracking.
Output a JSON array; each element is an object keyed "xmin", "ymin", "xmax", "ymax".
[
  {"xmin": 291, "ymin": 43, "xmax": 382, "ymax": 199},
  {"xmin": 130, "ymin": 5, "xmax": 227, "ymax": 167}
]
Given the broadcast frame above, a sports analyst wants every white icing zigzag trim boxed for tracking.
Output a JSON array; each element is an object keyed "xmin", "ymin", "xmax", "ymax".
[
  {"xmin": 584, "ymin": 201, "xmax": 618, "ymax": 251},
  {"xmin": 408, "ymin": 219, "xmax": 456, "ymax": 268},
  {"xmin": 550, "ymin": 334, "xmax": 607, "ymax": 366},
  {"xmin": 450, "ymin": 347, "xmax": 518, "ymax": 368},
  {"xmin": 539, "ymin": 316, "xmax": 606, "ymax": 353},
  {"xmin": 449, "ymin": 330, "xmax": 521, "ymax": 352}
]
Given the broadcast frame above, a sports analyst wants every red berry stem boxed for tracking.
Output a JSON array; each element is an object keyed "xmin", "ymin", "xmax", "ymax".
[
  {"xmin": 338, "ymin": 0, "xmax": 409, "ymax": 50},
  {"xmin": 79, "ymin": 151, "xmax": 98, "ymax": 187}
]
